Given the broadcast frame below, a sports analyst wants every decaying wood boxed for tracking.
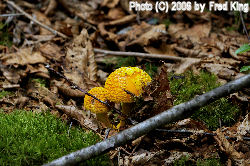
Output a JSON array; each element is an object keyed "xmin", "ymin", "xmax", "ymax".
[{"xmin": 44, "ymin": 74, "xmax": 250, "ymax": 166}]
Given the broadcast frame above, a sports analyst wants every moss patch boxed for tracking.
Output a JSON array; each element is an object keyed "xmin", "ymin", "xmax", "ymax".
[
  {"xmin": 174, "ymin": 155, "xmax": 221, "ymax": 166},
  {"xmin": 169, "ymin": 71, "xmax": 240, "ymax": 130},
  {"xmin": 0, "ymin": 90, "xmax": 12, "ymax": 99},
  {"xmin": 0, "ymin": 110, "xmax": 111, "ymax": 165},
  {"xmin": 0, "ymin": 22, "xmax": 12, "ymax": 47},
  {"xmin": 31, "ymin": 78, "xmax": 48, "ymax": 87}
]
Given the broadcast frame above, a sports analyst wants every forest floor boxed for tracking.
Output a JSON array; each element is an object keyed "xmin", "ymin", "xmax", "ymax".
[{"xmin": 0, "ymin": 0, "xmax": 249, "ymax": 165}]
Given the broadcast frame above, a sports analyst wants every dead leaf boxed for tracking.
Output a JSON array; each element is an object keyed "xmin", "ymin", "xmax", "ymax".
[
  {"xmin": 101, "ymin": 0, "xmax": 119, "ymax": 8},
  {"xmin": 55, "ymin": 105, "xmax": 99, "ymax": 132},
  {"xmin": 0, "ymin": 47, "xmax": 46, "ymax": 66},
  {"xmin": 45, "ymin": 0, "xmax": 57, "ymax": 15},
  {"xmin": 142, "ymin": 65, "xmax": 173, "ymax": 117},
  {"xmin": 27, "ymin": 80, "xmax": 59, "ymax": 107},
  {"xmin": 39, "ymin": 43, "xmax": 63, "ymax": 61},
  {"xmin": 144, "ymin": 43, "xmax": 177, "ymax": 57},
  {"xmin": 201, "ymin": 63, "xmax": 236, "ymax": 80},
  {"xmin": 32, "ymin": 10, "xmax": 53, "ymax": 35},
  {"xmin": 214, "ymin": 129, "xmax": 245, "ymax": 165},
  {"xmin": 53, "ymin": 80, "xmax": 85, "ymax": 97},
  {"xmin": 175, "ymin": 58, "xmax": 201, "ymax": 74},
  {"xmin": 65, "ymin": 29, "xmax": 97, "ymax": 83},
  {"xmin": 127, "ymin": 23, "xmax": 166, "ymax": 47},
  {"xmin": 169, "ymin": 22, "xmax": 211, "ymax": 43},
  {"xmin": 236, "ymin": 114, "xmax": 249, "ymax": 137},
  {"xmin": 107, "ymin": 8, "xmax": 125, "ymax": 20},
  {"xmin": 0, "ymin": 65, "xmax": 20, "ymax": 83}
]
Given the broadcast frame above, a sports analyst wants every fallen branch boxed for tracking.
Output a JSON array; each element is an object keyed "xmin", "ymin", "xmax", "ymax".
[
  {"xmin": 94, "ymin": 48, "xmax": 184, "ymax": 61},
  {"xmin": 44, "ymin": 74, "xmax": 250, "ymax": 166},
  {"xmin": 0, "ymin": 13, "xmax": 23, "ymax": 17},
  {"xmin": 5, "ymin": 0, "xmax": 68, "ymax": 39}
]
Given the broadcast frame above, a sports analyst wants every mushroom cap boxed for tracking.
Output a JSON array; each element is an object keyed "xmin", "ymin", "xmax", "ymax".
[
  {"xmin": 84, "ymin": 87, "xmax": 109, "ymax": 113},
  {"xmin": 105, "ymin": 67, "xmax": 152, "ymax": 103}
]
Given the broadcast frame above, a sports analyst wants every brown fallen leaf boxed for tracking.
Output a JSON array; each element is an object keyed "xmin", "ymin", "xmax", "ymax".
[
  {"xmin": 127, "ymin": 23, "xmax": 166, "ymax": 47},
  {"xmin": 107, "ymin": 8, "xmax": 126, "ymax": 20},
  {"xmin": 26, "ymin": 64, "xmax": 50, "ymax": 78},
  {"xmin": 101, "ymin": 0, "xmax": 119, "ymax": 8},
  {"xmin": 214, "ymin": 129, "xmax": 245, "ymax": 165},
  {"xmin": 27, "ymin": 79, "xmax": 59, "ymax": 107},
  {"xmin": 53, "ymin": 80, "xmax": 84, "ymax": 98},
  {"xmin": 142, "ymin": 65, "xmax": 173, "ymax": 118},
  {"xmin": 168, "ymin": 22, "xmax": 211, "ymax": 44},
  {"xmin": 55, "ymin": 105, "xmax": 99, "ymax": 132},
  {"xmin": 39, "ymin": 42, "xmax": 63, "ymax": 61},
  {"xmin": 0, "ymin": 65, "xmax": 20, "ymax": 84},
  {"xmin": 65, "ymin": 29, "xmax": 97, "ymax": 84},
  {"xmin": 175, "ymin": 58, "xmax": 201, "ymax": 74},
  {"xmin": 201, "ymin": 63, "xmax": 236, "ymax": 80},
  {"xmin": 45, "ymin": 0, "xmax": 57, "ymax": 16},
  {"xmin": 236, "ymin": 114, "xmax": 249, "ymax": 138},
  {"xmin": 144, "ymin": 43, "xmax": 178, "ymax": 57},
  {"xmin": 0, "ymin": 47, "xmax": 46, "ymax": 66},
  {"xmin": 57, "ymin": 0, "xmax": 94, "ymax": 21},
  {"xmin": 32, "ymin": 10, "xmax": 53, "ymax": 35}
]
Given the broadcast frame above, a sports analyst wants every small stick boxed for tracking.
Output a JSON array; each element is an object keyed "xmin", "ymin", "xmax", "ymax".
[
  {"xmin": 239, "ymin": 11, "xmax": 250, "ymax": 42},
  {"xmin": 5, "ymin": 0, "xmax": 68, "ymax": 39},
  {"xmin": 0, "ymin": 13, "xmax": 23, "ymax": 17},
  {"xmin": 94, "ymin": 48, "xmax": 184, "ymax": 61}
]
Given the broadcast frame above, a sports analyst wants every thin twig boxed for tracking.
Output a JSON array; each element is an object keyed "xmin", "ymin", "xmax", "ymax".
[
  {"xmin": 0, "ymin": 13, "xmax": 23, "ymax": 17},
  {"xmin": 155, "ymin": 129, "xmax": 250, "ymax": 141},
  {"xmin": 239, "ymin": 11, "xmax": 250, "ymax": 42},
  {"xmin": 44, "ymin": 74, "xmax": 250, "ymax": 166},
  {"xmin": 5, "ymin": 0, "xmax": 68, "ymax": 39},
  {"xmin": 94, "ymin": 48, "xmax": 184, "ymax": 61}
]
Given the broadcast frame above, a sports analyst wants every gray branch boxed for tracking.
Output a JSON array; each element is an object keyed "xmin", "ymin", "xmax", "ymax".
[
  {"xmin": 44, "ymin": 74, "xmax": 250, "ymax": 166},
  {"xmin": 94, "ymin": 48, "xmax": 184, "ymax": 61}
]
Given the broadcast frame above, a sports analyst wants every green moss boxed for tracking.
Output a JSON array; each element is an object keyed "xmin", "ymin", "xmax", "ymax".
[
  {"xmin": 115, "ymin": 56, "xmax": 137, "ymax": 68},
  {"xmin": 197, "ymin": 158, "xmax": 221, "ymax": 166},
  {"xmin": 144, "ymin": 62, "xmax": 158, "ymax": 77},
  {"xmin": 174, "ymin": 155, "xmax": 221, "ymax": 166},
  {"xmin": 31, "ymin": 78, "xmax": 47, "ymax": 87},
  {"xmin": 0, "ymin": 90, "xmax": 12, "ymax": 99},
  {"xmin": 174, "ymin": 155, "xmax": 192, "ymax": 166},
  {"xmin": 0, "ymin": 22, "xmax": 12, "ymax": 47},
  {"xmin": 0, "ymin": 110, "xmax": 111, "ymax": 165},
  {"xmin": 170, "ymin": 71, "xmax": 240, "ymax": 130},
  {"xmin": 162, "ymin": 19, "xmax": 172, "ymax": 28}
]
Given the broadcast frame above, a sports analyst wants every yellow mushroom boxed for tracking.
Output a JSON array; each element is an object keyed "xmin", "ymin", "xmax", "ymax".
[
  {"xmin": 104, "ymin": 67, "xmax": 152, "ymax": 128},
  {"xmin": 105, "ymin": 67, "xmax": 152, "ymax": 103},
  {"xmin": 84, "ymin": 87, "xmax": 112, "ymax": 128}
]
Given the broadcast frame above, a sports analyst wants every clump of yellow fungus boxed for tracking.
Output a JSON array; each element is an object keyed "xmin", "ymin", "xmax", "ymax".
[
  {"xmin": 84, "ymin": 67, "xmax": 152, "ymax": 130},
  {"xmin": 104, "ymin": 67, "xmax": 152, "ymax": 103}
]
